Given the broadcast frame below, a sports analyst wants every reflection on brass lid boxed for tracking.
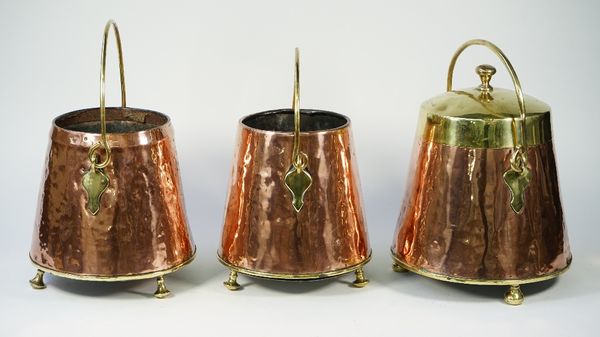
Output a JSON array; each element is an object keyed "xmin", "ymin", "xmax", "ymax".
[{"xmin": 418, "ymin": 65, "xmax": 552, "ymax": 149}]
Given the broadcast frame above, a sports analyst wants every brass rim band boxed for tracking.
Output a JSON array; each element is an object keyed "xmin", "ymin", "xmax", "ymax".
[
  {"xmin": 447, "ymin": 39, "xmax": 527, "ymax": 153},
  {"xmin": 218, "ymin": 253, "xmax": 371, "ymax": 280},
  {"xmin": 391, "ymin": 252, "xmax": 571, "ymax": 286},
  {"xmin": 88, "ymin": 20, "xmax": 127, "ymax": 168},
  {"xmin": 30, "ymin": 248, "xmax": 195, "ymax": 282}
]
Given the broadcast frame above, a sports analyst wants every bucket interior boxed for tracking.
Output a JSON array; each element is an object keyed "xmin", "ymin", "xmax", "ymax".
[
  {"xmin": 55, "ymin": 107, "xmax": 169, "ymax": 133},
  {"xmin": 242, "ymin": 109, "xmax": 348, "ymax": 132}
]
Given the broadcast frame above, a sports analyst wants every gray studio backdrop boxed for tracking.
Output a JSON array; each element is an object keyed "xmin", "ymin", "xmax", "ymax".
[{"xmin": 1, "ymin": 1, "xmax": 598, "ymax": 336}]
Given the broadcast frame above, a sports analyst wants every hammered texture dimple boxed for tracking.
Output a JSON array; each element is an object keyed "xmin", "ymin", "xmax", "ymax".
[
  {"xmin": 392, "ymin": 140, "xmax": 571, "ymax": 281},
  {"xmin": 219, "ymin": 120, "xmax": 370, "ymax": 276},
  {"xmin": 30, "ymin": 108, "xmax": 195, "ymax": 277}
]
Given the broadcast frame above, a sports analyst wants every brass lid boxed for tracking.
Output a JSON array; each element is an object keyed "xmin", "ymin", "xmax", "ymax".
[
  {"xmin": 419, "ymin": 39, "xmax": 545, "ymax": 214},
  {"xmin": 419, "ymin": 64, "xmax": 552, "ymax": 148}
]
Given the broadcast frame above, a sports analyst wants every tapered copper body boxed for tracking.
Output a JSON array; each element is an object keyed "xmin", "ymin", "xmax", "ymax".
[
  {"xmin": 29, "ymin": 21, "xmax": 194, "ymax": 298},
  {"xmin": 391, "ymin": 40, "xmax": 571, "ymax": 305},
  {"xmin": 219, "ymin": 109, "xmax": 371, "ymax": 280},
  {"xmin": 30, "ymin": 107, "xmax": 195, "ymax": 279},
  {"xmin": 392, "ymin": 140, "xmax": 570, "ymax": 281}
]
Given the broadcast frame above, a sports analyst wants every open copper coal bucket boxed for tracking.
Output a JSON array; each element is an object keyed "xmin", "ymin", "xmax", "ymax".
[
  {"xmin": 218, "ymin": 49, "xmax": 371, "ymax": 290},
  {"xmin": 28, "ymin": 21, "xmax": 195, "ymax": 298},
  {"xmin": 391, "ymin": 39, "xmax": 571, "ymax": 305}
]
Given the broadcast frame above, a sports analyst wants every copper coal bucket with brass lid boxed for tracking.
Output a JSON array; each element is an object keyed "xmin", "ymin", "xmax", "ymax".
[
  {"xmin": 391, "ymin": 39, "xmax": 571, "ymax": 305},
  {"xmin": 218, "ymin": 49, "xmax": 371, "ymax": 290},
  {"xmin": 28, "ymin": 21, "xmax": 195, "ymax": 298}
]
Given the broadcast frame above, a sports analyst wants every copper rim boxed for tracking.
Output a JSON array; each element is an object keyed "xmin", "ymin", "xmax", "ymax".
[
  {"xmin": 238, "ymin": 108, "xmax": 350, "ymax": 135},
  {"xmin": 50, "ymin": 106, "xmax": 173, "ymax": 147}
]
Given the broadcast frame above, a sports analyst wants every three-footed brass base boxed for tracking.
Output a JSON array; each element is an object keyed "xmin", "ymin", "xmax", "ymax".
[
  {"xmin": 218, "ymin": 254, "xmax": 371, "ymax": 290},
  {"xmin": 352, "ymin": 267, "xmax": 369, "ymax": 288},
  {"xmin": 392, "ymin": 263, "xmax": 408, "ymax": 273},
  {"xmin": 504, "ymin": 285, "xmax": 524, "ymax": 305},
  {"xmin": 223, "ymin": 270, "xmax": 242, "ymax": 291},
  {"xmin": 153, "ymin": 276, "xmax": 171, "ymax": 299},
  {"xmin": 391, "ymin": 252, "xmax": 570, "ymax": 305},
  {"xmin": 28, "ymin": 249, "xmax": 195, "ymax": 298},
  {"xmin": 29, "ymin": 269, "xmax": 46, "ymax": 289}
]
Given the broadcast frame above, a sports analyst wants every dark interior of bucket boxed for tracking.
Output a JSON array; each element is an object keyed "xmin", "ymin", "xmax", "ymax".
[
  {"xmin": 55, "ymin": 107, "xmax": 168, "ymax": 133},
  {"xmin": 242, "ymin": 109, "xmax": 348, "ymax": 132}
]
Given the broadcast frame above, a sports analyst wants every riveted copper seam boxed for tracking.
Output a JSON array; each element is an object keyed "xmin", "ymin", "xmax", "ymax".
[{"xmin": 219, "ymin": 109, "xmax": 371, "ymax": 278}]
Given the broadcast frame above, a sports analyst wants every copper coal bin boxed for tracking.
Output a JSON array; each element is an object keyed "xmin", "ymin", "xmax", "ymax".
[
  {"xmin": 28, "ymin": 21, "xmax": 195, "ymax": 298},
  {"xmin": 391, "ymin": 39, "xmax": 571, "ymax": 305},
  {"xmin": 218, "ymin": 49, "xmax": 371, "ymax": 290}
]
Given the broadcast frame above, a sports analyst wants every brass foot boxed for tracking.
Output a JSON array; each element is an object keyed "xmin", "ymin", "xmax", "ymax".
[
  {"xmin": 153, "ymin": 276, "xmax": 171, "ymax": 299},
  {"xmin": 29, "ymin": 269, "xmax": 46, "ymax": 289},
  {"xmin": 504, "ymin": 285, "xmax": 524, "ymax": 305},
  {"xmin": 392, "ymin": 263, "xmax": 408, "ymax": 273},
  {"xmin": 223, "ymin": 270, "xmax": 241, "ymax": 291},
  {"xmin": 352, "ymin": 267, "xmax": 369, "ymax": 288}
]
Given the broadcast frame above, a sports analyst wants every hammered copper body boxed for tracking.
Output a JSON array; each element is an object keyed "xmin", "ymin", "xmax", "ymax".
[
  {"xmin": 392, "ymin": 140, "xmax": 570, "ymax": 280},
  {"xmin": 30, "ymin": 108, "xmax": 195, "ymax": 278},
  {"xmin": 391, "ymin": 39, "xmax": 571, "ymax": 305},
  {"xmin": 219, "ymin": 109, "xmax": 371, "ymax": 285},
  {"xmin": 28, "ymin": 21, "xmax": 195, "ymax": 298}
]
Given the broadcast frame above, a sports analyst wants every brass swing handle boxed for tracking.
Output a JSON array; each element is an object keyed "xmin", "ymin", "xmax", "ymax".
[
  {"xmin": 446, "ymin": 39, "xmax": 531, "ymax": 214},
  {"xmin": 82, "ymin": 20, "xmax": 127, "ymax": 215},
  {"xmin": 284, "ymin": 48, "xmax": 312, "ymax": 213},
  {"xmin": 88, "ymin": 20, "xmax": 127, "ymax": 167},
  {"xmin": 291, "ymin": 48, "xmax": 304, "ymax": 168}
]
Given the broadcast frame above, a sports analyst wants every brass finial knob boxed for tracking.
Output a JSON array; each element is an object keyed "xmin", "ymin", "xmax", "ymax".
[{"xmin": 476, "ymin": 64, "xmax": 496, "ymax": 92}]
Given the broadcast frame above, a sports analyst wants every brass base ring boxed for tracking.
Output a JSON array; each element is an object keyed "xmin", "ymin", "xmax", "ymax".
[
  {"xmin": 390, "ymin": 251, "xmax": 571, "ymax": 286},
  {"xmin": 217, "ymin": 253, "xmax": 371, "ymax": 281},
  {"xmin": 29, "ymin": 247, "xmax": 196, "ymax": 282}
]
